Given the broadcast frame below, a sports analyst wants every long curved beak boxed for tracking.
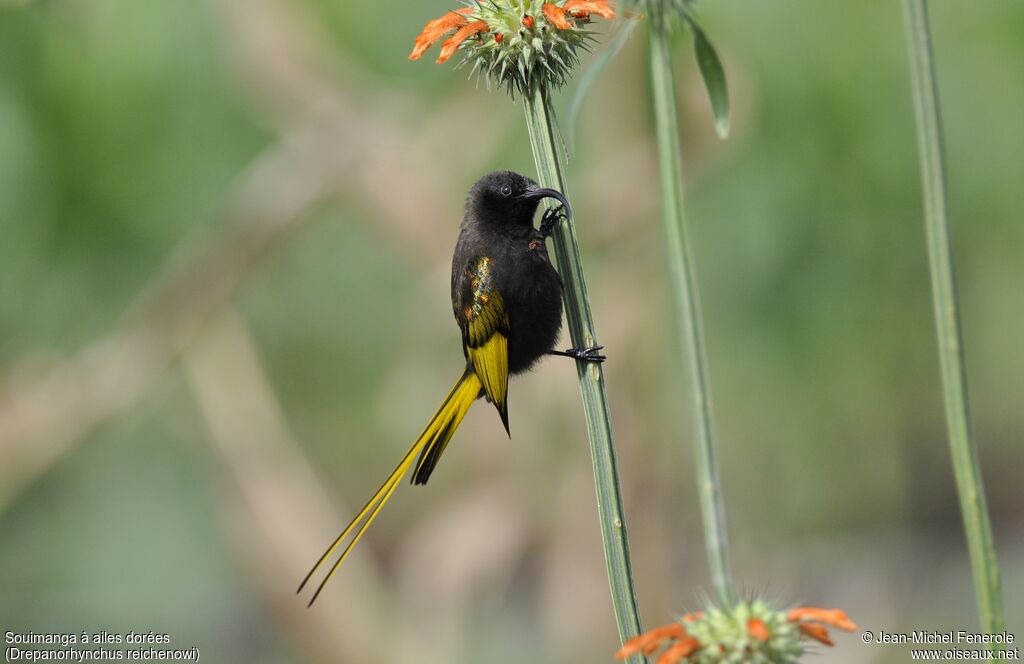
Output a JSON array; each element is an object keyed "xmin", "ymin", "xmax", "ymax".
[{"xmin": 521, "ymin": 187, "xmax": 572, "ymax": 221}]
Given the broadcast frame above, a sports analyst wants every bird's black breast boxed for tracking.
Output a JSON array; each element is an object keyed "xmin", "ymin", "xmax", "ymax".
[{"xmin": 452, "ymin": 226, "xmax": 562, "ymax": 375}]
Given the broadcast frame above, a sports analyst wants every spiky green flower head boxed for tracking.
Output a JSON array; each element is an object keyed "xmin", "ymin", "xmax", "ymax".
[
  {"xmin": 683, "ymin": 600, "xmax": 804, "ymax": 663},
  {"xmin": 615, "ymin": 601, "xmax": 857, "ymax": 663},
  {"xmin": 409, "ymin": 0, "xmax": 616, "ymax": 97}
]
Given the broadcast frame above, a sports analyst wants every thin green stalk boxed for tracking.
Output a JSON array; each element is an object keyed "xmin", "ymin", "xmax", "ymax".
[
  {"xmin": 901, "ymin": 0, "xmax": 1003, "ymax": 634},
  {"xmin": 522, "ymin": 85, "xmax": 645, "ymax": 659},
  {"xmin": 648, "ymin": 25, "xmax": 734, "ymax": 608}
]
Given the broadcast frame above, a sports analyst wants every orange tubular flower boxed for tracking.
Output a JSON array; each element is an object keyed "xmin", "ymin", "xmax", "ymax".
[
  {"xmin": 436, "ymin": 20, "xmax": 488, "ymax": 63},
  {"xmin": 657, "ymin": 637, "xmax": 701, "ymax": 664},
  {"xmin": 788, "ymin": 606, "xmax": 857, "ymax": 648},
  {"xmin": 787, "ymin": 607, "xmax": 858, "ymax": 632},
  {"xmin": 614, "ymin": 623, "xmax": 687, "ymax": 659},
  {"xmin": 409, "ymin": 7, "xmax": 475, "ymax": 61},
  {"xmin": 563, "ymin": 0, "xmax": 616, "ymax": 19},
  {"xmin": 747, "ymin": 617, "xmax": 771, "ymax": 641},
  {"xmin": 542, "ymin": 2, "xmax": 573, "ymax": 29},
  {"xmin": 797, "ymin": 623, "xmax": 834, "ymax": 647}
]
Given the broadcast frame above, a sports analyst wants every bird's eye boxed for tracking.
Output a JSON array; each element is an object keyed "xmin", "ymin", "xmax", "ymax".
[{"xmin": 500, "ymin": 185, "xmax": 513, "ymax": 197}]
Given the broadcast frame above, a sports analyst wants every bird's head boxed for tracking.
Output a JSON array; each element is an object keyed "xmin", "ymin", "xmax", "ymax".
[{"xmin": 467, "ymin": 170, "xmax": 572, "ymax": 228}]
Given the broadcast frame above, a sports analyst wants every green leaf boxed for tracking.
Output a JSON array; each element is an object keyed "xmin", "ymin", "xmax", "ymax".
[{"xmin": 689, "ymin": 19, "xmax": 730, "ymax": 138}]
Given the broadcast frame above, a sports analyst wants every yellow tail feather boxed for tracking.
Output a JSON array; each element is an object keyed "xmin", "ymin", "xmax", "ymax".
[{"xmin": 299, "ymin": 369, "xmax": 482, "ymax": 605}]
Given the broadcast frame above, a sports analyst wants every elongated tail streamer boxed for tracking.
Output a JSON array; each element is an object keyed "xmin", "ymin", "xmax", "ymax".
[{"xmin": 299, "ymin": 369, "xmax": 482, "ymax": 605}]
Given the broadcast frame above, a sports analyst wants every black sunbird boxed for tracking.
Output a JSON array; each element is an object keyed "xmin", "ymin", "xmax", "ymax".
[{"xmin": 298, "ymin": 171, "xmax": 604, "ymax": 605}]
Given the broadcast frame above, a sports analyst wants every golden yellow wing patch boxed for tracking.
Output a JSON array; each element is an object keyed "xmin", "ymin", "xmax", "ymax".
[
  {"xmin": 461, "ymin": 257, "xmax": 510, "ymax": 430},
  {"xmin": 468, "ymin": 327, "xmax": 508, "ymax": 411}
]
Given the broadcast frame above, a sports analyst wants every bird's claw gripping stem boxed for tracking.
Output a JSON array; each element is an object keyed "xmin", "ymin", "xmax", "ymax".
[
  {"xmin": 539, "ymin": 204, "xmax": 566, "ymax": 238},
  {"xmin": 549, "ymin": 345, "xmax": 606, "ymax": 363}
]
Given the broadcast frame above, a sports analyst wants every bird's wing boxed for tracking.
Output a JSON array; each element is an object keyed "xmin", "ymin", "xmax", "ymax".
[{"xmin": 457, "ymin": 255, "xmax": 510, "ymax": 433}]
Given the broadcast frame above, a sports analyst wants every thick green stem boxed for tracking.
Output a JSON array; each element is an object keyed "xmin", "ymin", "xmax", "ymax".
[
  {"xmin": 901, "ymin": 0, "xmax": 1004, "ymax": 634},
  {"xmin": 648, "ymin": 26, "xmax": 735, "ymax": 608},
  {"xmin": 522, "ymin": 85, "xmax": 645, "ymax": 659}
]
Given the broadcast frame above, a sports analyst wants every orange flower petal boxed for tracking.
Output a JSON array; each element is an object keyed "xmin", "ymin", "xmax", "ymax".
[
  {"xmin": 747, "ymin": 618, "xmax": 771, "ymax": 641},
  {"xmin": 644, "ymin": 625, "xmax": 687, "ymax": 654},
  {"xmin": 788, "ymin": 608, "xmax": 857, "ymax": 632},
  {"xmin": 563, "ymin": 0, "xmax": 616, "ymax": 19},
  {"xmin": 614, "ymin": 636, "xmax": 650, "ymax": 660},
  {"xmin": 542, "ymin": 3, "xmax": 573, "ymax": 29},
  {"xmin": 641, "ymin": 642, "xmax": 662, "ymax": 656},
  {"xmin": 436, "ymin": 20, "xmax": 488, "ymax": 63},
  {"xmin": 641, "ymin": 628, "xmax": 684, "ymax": 656},
  {"xmin": 614, "ymin": 624, "xmax": 688, "ymax": 660},
  {"xmin": 409, "ymin": 8, "xmax": 474, "ymax": 61},
  {"xmin": 657, "ymin": 637, "xmax": 702, "ymax": 664},
  {"xmin": 614, "ymin": 631, "xmax": 655, "ymax": 659},
  {"xmin": 798, "ymin": 622, "xmax": 834, "ymax": 647},
  {"xmin": 680, "ymin": 611, "xmax": 704, "ymax": 623},
  {"xmin": 613, "ymin": 642, "xmax": 639, "ymax": 659}
]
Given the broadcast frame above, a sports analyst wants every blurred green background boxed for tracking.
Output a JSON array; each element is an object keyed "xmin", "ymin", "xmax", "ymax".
[{"xmin": 1, "ymin": 1, "xmax": 1021, "ymax": 662}]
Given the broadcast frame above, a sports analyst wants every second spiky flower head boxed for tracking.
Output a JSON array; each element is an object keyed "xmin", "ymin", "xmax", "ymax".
[
  {"xmin": 615, "ymin": 601, "xmax": 858, "ymax": 663},
  {"xmin": 410, "ymin": 0, "xmax": 615, "ymax": 96}
]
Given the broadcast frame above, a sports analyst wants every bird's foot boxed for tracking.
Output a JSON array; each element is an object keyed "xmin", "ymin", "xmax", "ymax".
[
  {"xmin": 549, "ymin": 345, "xmax": 606, "ymax": 363},
  {"xmin": 539, "ymin": 204, "xmax": 567, "ymax": 238}
]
